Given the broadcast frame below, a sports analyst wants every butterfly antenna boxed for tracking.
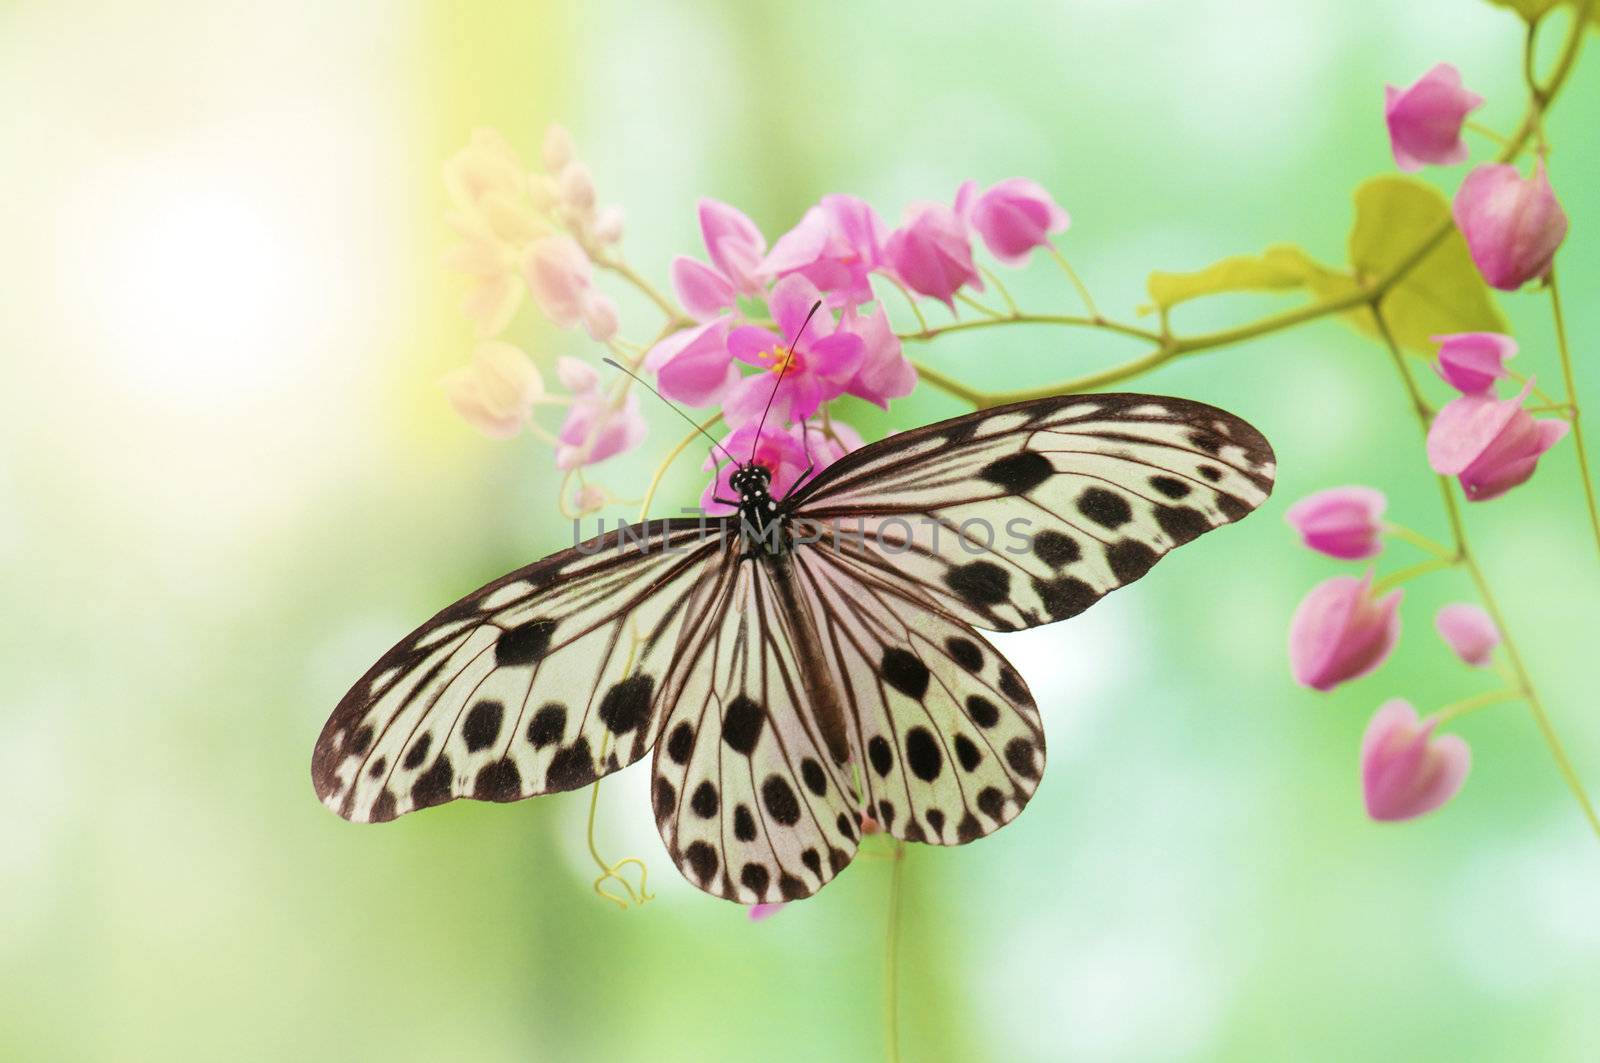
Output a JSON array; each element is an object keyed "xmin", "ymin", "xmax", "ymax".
[
  {"xmin": 750, "ymin": 299, "xmax": 824, "ymax": 463},
  {"xmin": 601, "ymin": 357, "xmax": 738, "ymax": 467}
]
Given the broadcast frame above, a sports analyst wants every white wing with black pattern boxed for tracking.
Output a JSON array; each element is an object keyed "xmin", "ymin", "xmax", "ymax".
[
  {"xmin": 312, "ymin": 519, "xmax": 735, "ymax": 823},
  {"xmin": 788, "ymin": 393, "xmax": 1276, "ymax": 632}
]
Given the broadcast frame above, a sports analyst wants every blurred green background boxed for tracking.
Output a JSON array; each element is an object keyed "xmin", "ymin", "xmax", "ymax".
[{"xmin": 5, "ymin": 1, "xmax": 1599, "ymax": 1060}]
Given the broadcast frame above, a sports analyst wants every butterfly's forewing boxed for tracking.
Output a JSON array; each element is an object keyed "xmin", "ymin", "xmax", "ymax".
[
  {"xmin": 312, "ymin": 518, "xmax": 735, "ymax": 823},
  {"xmin": 788, "ymin": 393, "xmax": 1276, "ymax": 632},
  {"xmin": 651, "ymin": 556, "xmax": 863, "ymax": 902}
]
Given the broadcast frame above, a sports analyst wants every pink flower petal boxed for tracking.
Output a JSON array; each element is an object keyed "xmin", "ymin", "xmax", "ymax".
[
  {"xmin": 1431, "ymin": 332, "xmax": 1516, "ymax": 395},
  {"xmin": 671, "ymin": 256, "xmax": 737, "ymax": 321},
  {"xmin": 1284, "ymin": 485, "xmax": 1387, "ymax": 560},
  {"xmin": 1434, "ymin": 603, "xmax": 1499, "ymax": 667},
  {"xmin": 1289, "ymin": 573, "xmax": 1402, "ymax": 691},
  {"xmin": 1384, "ymin": 63, "xmax": 1483, "ymax": 173},
  {"xmin": 1361, "ymin": 700, "xmax": 1471, "ymax": 821}
]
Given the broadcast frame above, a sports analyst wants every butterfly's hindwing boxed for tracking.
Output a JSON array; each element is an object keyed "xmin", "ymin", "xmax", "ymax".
[
  {"xmin": 653, "ymin": 557, "xmax": 863, "ymax": 903},
  {"xmin": 791, "ymin": 544, "xmax": 1045, "ymax": 845},
  {"xmin": 312, "ymin": 518, "xmax": 735, "ymax": 823},
  {"xmin": 790, "ymin": 393, "xmax": 1276, "ymax": 631}
]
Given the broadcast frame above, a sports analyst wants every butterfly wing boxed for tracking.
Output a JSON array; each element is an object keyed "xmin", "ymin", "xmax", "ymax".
[
  {"xmin": 650, "ymin": 555, "xmax": 864, "ymax": 903},
  {"xmin": 772, "ymin": 393, "xmax": 1274, "ymax": 847},
  {"xmin": 787, "ymin": 393, "xmax": 1276, "ymax": 632},
  {"xmin": 312, "ymin": 518, "xmax": 736, "ymax": 823}
]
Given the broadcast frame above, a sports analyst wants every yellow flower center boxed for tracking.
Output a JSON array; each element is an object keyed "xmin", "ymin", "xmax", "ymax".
[{"xmin": 757, "ymin": 344, "xmax": 802, "ymax": 375}]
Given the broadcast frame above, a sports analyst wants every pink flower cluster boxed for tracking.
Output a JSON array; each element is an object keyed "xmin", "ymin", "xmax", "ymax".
[
  {"xmin": 1284, "ymin": 486, "xmax": 1505, "ymax": 823},
  {"xmin": 647, "ymin": 180, "xmax": 1068, "ymax": 505},
  {"xmin": 1385, "ymin": 63, "xmax": 1568, "ymax": 290}
]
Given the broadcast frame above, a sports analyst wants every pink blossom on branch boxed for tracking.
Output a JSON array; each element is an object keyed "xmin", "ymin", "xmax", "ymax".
[
  {"xmin": 1361, "ymin": 700, "xmax": 1470, "ymax": 822},
  {"xmin": 839, "ymin": 303, "xmax": 916, "ymax": 408},
  {"xmin": 440, "ymin": 341, "xmax": 544, "ymax": 440},
  {"xmin": 1426, "ymin": 380, "xmax": 1568, "ymax": 501},
  {"xmin": 723, "ymin": 276, "xmax": 865, "ymax": 425},
  {"xmin": 1289, "ymin": 572, "xmax": 1402, "ymax": 691},
  {"xmin": 1432, "ymin": 332, "xmax": 1515, "ymax": 395},
  {"xmin": 884, "ymin": 201, "xmax": 982, "ymax": 308},
  {"xmin": 1383, "ymin": 63, "xmax": 1483, "ymax": 172},
  {"xmin": 1435, "ymin": 603, "xmax": 1499, "ymax": 667},
  {"xmin": 645, "ymin": 317, "xmax": 739, "ymax": 407},
  {"xmin": 554, "ymin": 357, "xmax": 647, "ymax": 470},
  {"xmin": 1284, "ymin": 486, "xmax": 1387, "ymax": 560},
  {"xmin": 1452, "ymin": 162, "xmax": 1568, "ymax": 290},
  {"xmin": 699, "ymin": 198, "xmax": 771, "ymax": 297},
  {"xmin": 957, "ymin": 178, "xmax": 1070, "ymax": 266},
  {"xmin": 762, "ymin": 194, "xmax": 891, "ymax": 308},
  {"xmin": 524, "ymin": 235, "xmax": 593, "ymax": 329}
]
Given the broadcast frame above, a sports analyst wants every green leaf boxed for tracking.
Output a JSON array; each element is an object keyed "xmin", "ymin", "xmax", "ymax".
[
  {"xmin": 1339, "ymin": 175, "xmax": 1505, "ymax": 352},
  {"xmin": 1144, "ymin": 245, "xmax": 1324, "ymax": 311},
  {"xmin": 1484, "ymin": 0, "xmax": 1598, "ymax": 25}
]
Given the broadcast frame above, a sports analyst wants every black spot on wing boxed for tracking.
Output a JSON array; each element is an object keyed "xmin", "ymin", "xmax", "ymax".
[
  {"xmin": 1106, "ymin": 539, "xmax": 1158, "ymax": 583},
  {"xmin": 402, "ymin": 733, "xmax": 432, "ymax": 771},
  {"xmin": 979, "ymin": 450, "xmax": 1054, "ymax": 494},
  {"xmin": 946, "ymin": 561, "xmax": 1011, "ymax": 608},
  {"xmin": 473, "ymin": 757, "xmax": 521, "ymax": 801},
  {"xmin": 545, "ymin": 738, "xmax": 596, "ymax": 790},
  {"xmin": 800, "ymin": 758, "xmax": 827, "ymax": 797},
  {"xmin": 1032, "ymin": 574, "xmax": 1097, "ymax": 620},
  {"xmin": 666, "ymin": 721, "xmax": 695, "ymax": 765},
  {"xmin": 1156, "ymin": 505, "xmax": 1209, "ymax": 545},
  {"xmin": 946, "ymin": 637, "xmax": 983, "ymax": 672},
  {"xmin": 350, "ymin": 725, "xmax": 373, "ymax": 756},
  {"xmin": 868, "ymin": 735, "xmax": 894, "ymax": 776},
  {"xmin": 1005, "ymin": 738, "xmax": 1041, "ymax": 781},
  {"xmin": 966, "ymin": 695, "xmax": 1001, "ymax": 728},
  {"xmin": 733, "ymin": 803, "xmax": 757, "ymax": 842},
  {"xmin": 526, "ymin": 703, "xmax": 566, "ymax": 749},
  {"xmin": 977, "ymin": 786, "xmax": 1005, "ymax": 820},
  {"xmin": 741, "ymin": 862, "xmax": 771, "ymax": 898},
  {"xmin": 653, "ymin": 776, "xmax": 676, "ymax": 822},
  {"xmin": 761, "ymin": 775, "xmax": 801, "ymax": 826},
  {"xmin": 882, "ymin": 648, "xmax": 930, "ymax": 700},
  {"xmin": 495, "ymin": 617, "xmax": 556, "ymax": 666},
  {"xmin": 690, "ymin": 780, "xmax": 719, "ymax": 818},
  {"xmin": 905, "ymin": 727, "xmax": 943, "ymax": 781},
  {"xmin": 1217, "ymin": 494, "xmax": 1251, "ymax": 522},
  {"xmin": 1199, "ymin": 464, "xmax": 1224, "ymax": 482},
  {"xmin": 954, "ymin": 734, "xmax": 983, "ymax": 772},
  {"xmin": 1078, "ymin": 487, "xmax": 1132, "ymax": 529},
  {"xmin": 1031, "ymin": 529, "xmax": 1081, "ymax": 568},
  {"xmin": 463, "ymin": 699, "xmax": 504, "ymax": 752},
  {"xmin": 722, "ymin": 695, "xmax": 764, "ymax": 755},
  {"xmin": 411, "ymin": 756, "xmax": 453, "ymax": 809},
  {"xmin": 598, "ymin": 675, "xmax": 654, "ymax": 735},
  {"xmin": 1150, "ymin": 475, "xmax": 1191, "ymax": 499},
  {"xmin": 685, "ymin": 840, "xmax": 719, "ymax": 883}
]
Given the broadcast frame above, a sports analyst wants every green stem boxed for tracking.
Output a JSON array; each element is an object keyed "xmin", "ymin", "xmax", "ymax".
[
  {"xmin": 1373, "ymin": 556, "xmax": 1457, "ymax": 595},
  {"xmin": 1382, "ymin": 521, "xmax": 1457, "ymax": 561},
  {"xmin": 1048, "ymin": 243, "xmax": 1102, "ymax": 320},
  {"xmin": 899, "ymin": 311, "xmax": 1161, "ymax": 346},
  {"xmin": 1434, "ymin": 688, "xmax": 1524, "ymax": 726},
  {"xmin": 1547, "ymin": 269, "xmax": 1600, "ymax": 558},
  {"xmin": 593, "ymin": 253, "xmax": 693, "ymax": 329},
  {"xmin": 911, "ymin": 360, "xmax": 991, "ymax": 406},
  {"xmin": 884, "ymin": 842, "xmax": 906, "ymax": 1063}
]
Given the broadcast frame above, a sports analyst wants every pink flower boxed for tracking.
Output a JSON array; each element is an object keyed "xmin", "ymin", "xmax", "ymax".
[
  {"xmin": 1361, "ymin": 700, "xmax": 1470, "ymax": 822},
  {"xmin": 1426, "ymin": 380, "xmax": 1569, "ymax": 501},
  {"xmin": 763, "ymin": 194, "xmax": 891, "ymax": 307},
  {"xmin": 724, "ymin": 276, "xmax": 865, "ymax": 425},
  {"xmin": 1383, "ymin": 63, "xmax": 1483, "ymax": 172},
  {"xmin": 840, "ymin": 303, "xmax": 916, "ymax": 408},
  {"xmin": 699, "ymin": 198, "xmax": 770, "ymax": 297},
  {"xmin": 541, "ymin": 124, "xmax": 575, "ymax": 171},
  {"xmin": 1453, "ymin": 162, "xmax": 1568, "ymax": 290},
  {"xmin": 1289, "ymin": 573, "xmax": 1402, "ymax": 691},
  {"xmin": 884, "ymin": 201, "xmax": 982, "ymax": 308},
  {"xmin": 1432, "ymin": 332, "xmax": 1515, "ymax": 395},
  {"xmin": 525, "ymin": 236, "xmax": 593, "ymax": 329},
  {"xmin": 573, "ymin": 483, "xmax": 608, "ymax": 514},
  {"xmin": 440, "ymin": 341, "xmax": 544, "ymax": 440},
  {"xmin": 441, "ymin": 129, "xmax": 540, "ymax": 338},
  {"xmin": 1284, "ymin": 486, "xmax": 1387, "ymax": 560},
  {"xmin": 1435, "ymin": 603, "xmax": 1499, "ymax": 667},
  {"xmin": 748, "ymin": 903, "xmax": 785, "ymax": 922},
  {"xmin": 701, "ymin": 421, "xmax": 812, "ymax": 515},
  {"xmin": 555, "ymin": 356, "xmax": 647, "ymax": 470},
  {"xmin": 645, "ymin": 317, "xmax": 739, "ymax": 407},
  {"xmin": 957, "ymin": 178, "xmax": 1070, "ymax": 266}
]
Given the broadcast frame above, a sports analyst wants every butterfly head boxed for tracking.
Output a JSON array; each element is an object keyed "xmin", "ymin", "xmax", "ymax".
[{"xmin": 728, "ymin": 462, "xmax": 773, "ymax": 501}]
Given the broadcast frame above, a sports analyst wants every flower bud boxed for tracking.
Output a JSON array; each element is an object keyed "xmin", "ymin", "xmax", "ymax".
[
  {"xmin": 1426, "ymin": 379, "xmax": 1568, "ymax": 501},
  {"xmin": 1452, "ymin": 162, "xmax": 1568, "ymax": 290},
  {"xmin": 1361, "ymin": 700, "xmax": 1470, "ymax": 822},
  {"xmin": 558, "ymin": 161, "xmax": 597, "ymax": 214},
  {"xmin": 440, "ymin": 341, "xmax": 543, "ymax": 439},
  {"xmin": 1434, "ymin": 603, "xmax": 1499, "ymax": 667},
  {"xmin": 592, "ymin": 205, "xmax": 625, "ymax": 245},
  {"xmin": 1289, "ymin": 573, "xmax": 1402, "ymax": 691},
  {"xmin": 1284, "ymin": 486, "xmax": 1386, "ymax": 560},
  {"xmin": 1384, "ymin": 63, "xmax": 1482, "ymax": 172},
  {"xmin": 523, "ymin": 235, "xmax": 593, "ymax": 329},
  {"xmin": 884, "ymin": 201, "xmax": 981, "ymax": 308},
  {"xmin": 1432, "ymin": 332, "xmax": 1515, "ymax": 395},
  {"xmin": 957, "ymin": 177, "xmax": 1070, "ymax": 266},
  {"xmin": 580, "ymin": 291, "xmax": 619, "ymax": 343},
  {"xmin": 541, "ymin": 124, "xmax": 575, "ymax": 172}
]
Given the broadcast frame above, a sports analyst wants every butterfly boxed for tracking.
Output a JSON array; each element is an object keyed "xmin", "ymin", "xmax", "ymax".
[{"xmin": 312, "ymin": 391, "xmax": 1275, "ymax": 904}]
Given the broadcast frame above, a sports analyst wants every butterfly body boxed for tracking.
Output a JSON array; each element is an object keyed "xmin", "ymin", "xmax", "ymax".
[{"xmin": 313, "ymin": 393, "xmax": 1275, "ymax": 904}]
